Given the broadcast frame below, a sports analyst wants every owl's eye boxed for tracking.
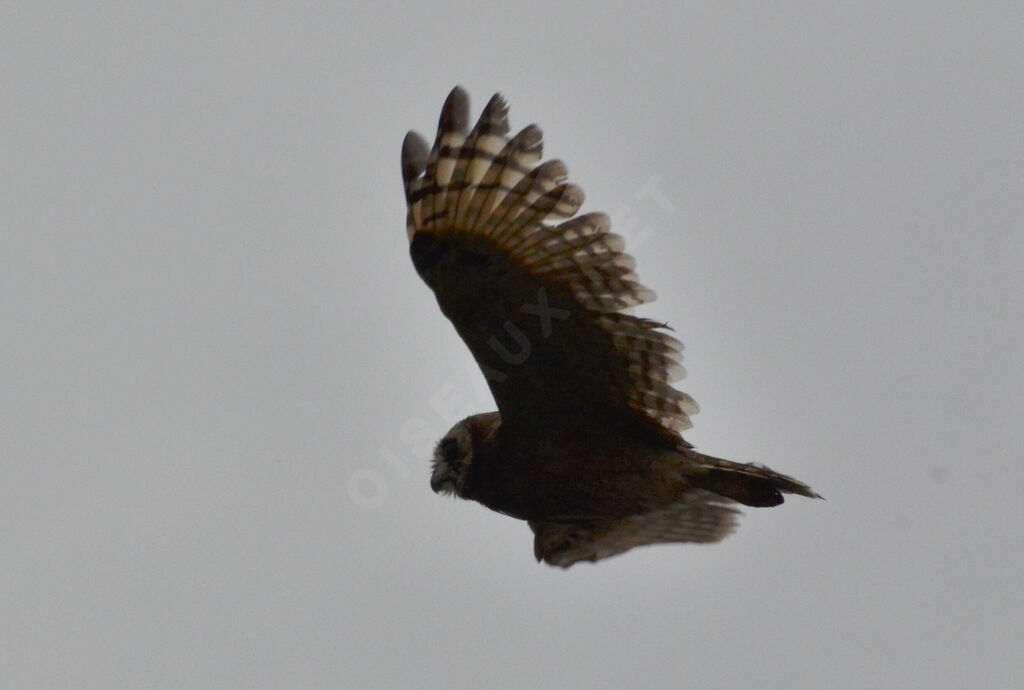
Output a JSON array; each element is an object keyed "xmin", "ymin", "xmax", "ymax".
[{"xmin": 439, "ymin": 437, "xmax": 460, "ymax": 464}]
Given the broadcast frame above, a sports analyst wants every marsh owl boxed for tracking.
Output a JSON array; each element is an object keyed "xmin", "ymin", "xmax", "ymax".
[{"xmin": 402, "ymin": 87, "xmax": 819, "ymax": 568}]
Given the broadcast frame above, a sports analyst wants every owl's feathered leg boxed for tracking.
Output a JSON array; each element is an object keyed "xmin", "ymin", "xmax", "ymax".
[{"xmin": 692, "ymin": 453, "xmax": 822, "ymax": 507}]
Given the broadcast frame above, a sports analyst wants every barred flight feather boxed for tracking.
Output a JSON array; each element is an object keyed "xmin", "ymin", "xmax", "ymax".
[
  {"xmin": 530, "ymin": 490, "xmax": 739, "ymax": 567},
  {"xmin": 403, "ymin": 86, "xmax": 698, "ymax": 433}
]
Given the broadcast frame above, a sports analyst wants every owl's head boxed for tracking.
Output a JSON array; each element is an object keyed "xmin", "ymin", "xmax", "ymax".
[
  {"xmin": 430, "ymin": 421, "xmax": 473, "ymax": 496},
  {"xmin": 429, "ymin": 412, "xmax": 500, "ymax": 498}
]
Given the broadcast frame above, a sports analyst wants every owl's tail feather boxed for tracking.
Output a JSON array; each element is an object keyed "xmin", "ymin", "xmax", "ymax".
[{"xmin": 693, "ymin": 453, "xmax": 822, "ymax": 507}]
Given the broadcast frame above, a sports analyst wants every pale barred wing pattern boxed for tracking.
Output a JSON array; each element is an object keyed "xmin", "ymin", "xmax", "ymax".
[
  {"xmin": 403, "ymin": 87, "xmax": 698, "ymax": 438},
  {"xmin": 529, "ymin": 490, "xmax": 739, "ymax": 567}
]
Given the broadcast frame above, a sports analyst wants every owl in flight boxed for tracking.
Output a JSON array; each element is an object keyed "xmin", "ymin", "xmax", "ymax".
[{"xmin": 402, "ymin": 87, "xmax": 819, "ymax": 568}]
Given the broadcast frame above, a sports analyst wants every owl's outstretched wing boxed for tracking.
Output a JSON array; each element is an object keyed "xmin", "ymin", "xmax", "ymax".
[
  {"xmin": 403, "ymin": 87, "xmax": 697, "ymax": 445},
  {"xmin": 529, "ymin": 490, "xmax": 739, "ymax": 568}
]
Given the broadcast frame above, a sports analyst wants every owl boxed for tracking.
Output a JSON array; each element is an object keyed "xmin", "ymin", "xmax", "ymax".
[{"xmin": 402, "ymin": 87, "xmax": 819, "ymax": 568}]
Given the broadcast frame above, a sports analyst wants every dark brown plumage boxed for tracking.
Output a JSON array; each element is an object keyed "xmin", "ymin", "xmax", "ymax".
[{"xmin": 403, "ymin": 87, "xmax": 819, "ymax": 567}]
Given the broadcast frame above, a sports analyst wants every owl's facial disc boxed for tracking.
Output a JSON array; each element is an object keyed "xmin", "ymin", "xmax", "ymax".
[{"xmin": 430, "ymin": 423, "xmax": 472, "ymax": 495}]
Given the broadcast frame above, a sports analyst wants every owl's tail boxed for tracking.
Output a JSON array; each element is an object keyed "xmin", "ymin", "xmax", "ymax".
[{"xmin": 692, "ymin": 453, "xmax": 822, "ymax": 507}]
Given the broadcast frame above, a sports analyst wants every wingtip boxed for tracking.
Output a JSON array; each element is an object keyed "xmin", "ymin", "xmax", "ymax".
[
  {"xmin": 510, "ymin": 122, "xmax": 544, "ymax": 158},
  {"xmin": 401, "ymin": 131, "xmax": 429, "ymax": 192},
  {"xmin": 478, "ymin": 92, "xmax": 511, "ymax": 135},
  {"xmin": 439, "ymin": 85, "xmax": 471, "ymax": 135}
]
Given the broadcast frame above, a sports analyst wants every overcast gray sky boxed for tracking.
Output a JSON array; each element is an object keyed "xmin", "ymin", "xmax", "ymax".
[{"xmin": 3, "ymin": 3, "xmax": 1022, "ymax": 688}]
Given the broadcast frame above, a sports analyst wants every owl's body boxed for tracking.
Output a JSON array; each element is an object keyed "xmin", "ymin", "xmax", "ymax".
[
  {"xmin": 403, "ymin": 87, "xmax": 819, "ymax": 567},
  {"xmin": 444, "ymin": 413, "xmax": 685, "ymax": 522}
]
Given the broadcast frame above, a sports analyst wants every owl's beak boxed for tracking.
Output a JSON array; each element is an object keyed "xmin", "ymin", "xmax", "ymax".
[{"xmin": 430, "ymin": 466, "xmax": 454, "ymax": 494}]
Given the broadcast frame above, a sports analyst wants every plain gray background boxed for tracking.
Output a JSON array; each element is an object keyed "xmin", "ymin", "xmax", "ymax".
[{"xmin": 3, "ymin": 3, "xmax": 1022, "ymax": 688}]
